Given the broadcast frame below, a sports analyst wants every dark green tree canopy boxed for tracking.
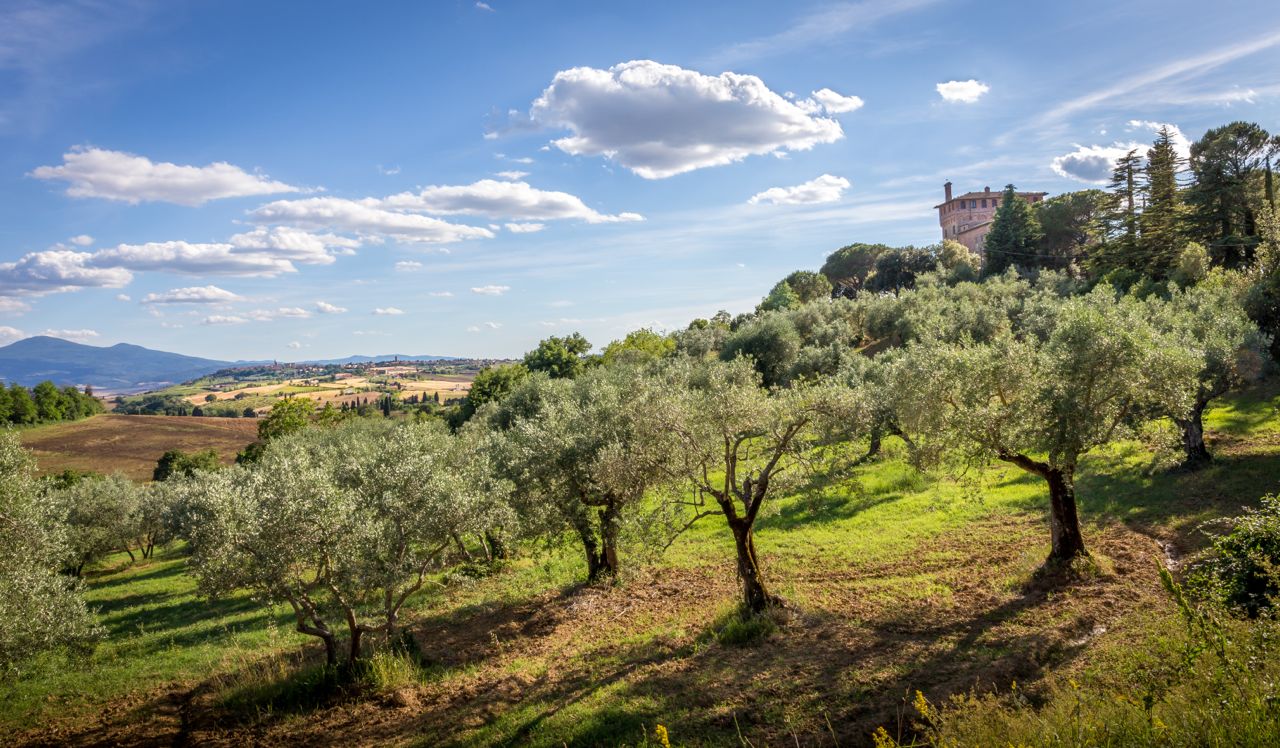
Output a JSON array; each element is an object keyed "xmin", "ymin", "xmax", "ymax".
[
  {"xmin": 821, "ymin": 243, "xmax": 890, "ymax": 296},
  {"xmin": 523, "ymin": 333, "xmax": 592, "ymax": 379},
  {"xmin": 983, "ymin": 185, "xmax": 1043, "ymax": 276}
]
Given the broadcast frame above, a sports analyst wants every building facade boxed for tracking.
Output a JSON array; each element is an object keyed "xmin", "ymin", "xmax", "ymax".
[{"xmin": 935, "ymin": 182, "xmax": 1046, "ymax": 254}]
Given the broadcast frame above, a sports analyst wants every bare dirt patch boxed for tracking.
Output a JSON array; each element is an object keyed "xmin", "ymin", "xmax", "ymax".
[{"xmin": 20, "ymin": 415, "xmax": 259, "ymax": 481}]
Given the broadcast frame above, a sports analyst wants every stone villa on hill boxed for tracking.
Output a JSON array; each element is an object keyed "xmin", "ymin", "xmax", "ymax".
[{"xmin": 936, "ymin": 182, "xmax": 1047, "ymax": 254}]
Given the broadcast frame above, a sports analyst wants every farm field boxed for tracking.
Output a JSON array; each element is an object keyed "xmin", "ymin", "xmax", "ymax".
[
  {"xmin": 177, "ymin": 373, "xmax": 473, "ymax": 411},
  {"xmin": 6, "ymin": 384, "xmax": 1279, "ymax": 746},
  {"xmin": 19, "ymin": 414, "xmax": 259, "ymax": 481}
]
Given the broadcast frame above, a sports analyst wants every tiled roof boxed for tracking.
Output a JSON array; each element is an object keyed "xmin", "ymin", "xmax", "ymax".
[{"xmin": 934, "ymin": 190, "xmax": 1047, "ymax": 209}]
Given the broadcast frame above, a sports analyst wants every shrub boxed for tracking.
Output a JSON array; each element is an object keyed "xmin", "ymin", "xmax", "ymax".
[{"xmin": 1189, "ymin": 494, "xmax": 1280, "ymax": 616}]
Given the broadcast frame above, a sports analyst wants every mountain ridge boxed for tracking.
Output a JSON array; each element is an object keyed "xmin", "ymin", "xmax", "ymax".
[{"xmin": 0, "ymin": 337, "xmax": 462, "ymax": 393}]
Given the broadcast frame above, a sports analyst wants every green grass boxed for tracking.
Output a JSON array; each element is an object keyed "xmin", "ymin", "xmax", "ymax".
[
  {"xmin": 6, "ymin": 383, "xmax": 1280, "ymax": 745},
  {"xmin": 0, "ymin": 544, "xmax": 295, "ymax": 733}
]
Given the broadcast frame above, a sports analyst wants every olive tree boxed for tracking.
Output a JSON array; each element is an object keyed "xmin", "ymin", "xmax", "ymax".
[
  {"xmin": 1148, "ymin": 280, "xmax": 1265, "ymax": 468},
  {"xmin": 660, "ymin": 357, "xmax": 865, "ymax": 612},
  {"xmin": 0, "ymin": 431, "xmax": 101, "ymax": 674},
  {"xmin": 184, "ymin": 420, "xmax": 511, "ymax": 669},
  {"xmin": 483, "ymin": 365, "xmax": 680, "ymax": 582},
  {"xmin": 890, "ymin": 288, "xmax": 1199, "ymax": 561},
  {"xmin": 54, "ymin": 474, "xmax": 144, "ymax": 572}
]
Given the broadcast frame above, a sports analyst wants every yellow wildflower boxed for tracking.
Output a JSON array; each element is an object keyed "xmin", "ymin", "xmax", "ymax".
[
  {"xmin": 654, "ymin": 723, "xmax": 671, "ymax": 748},
  {"xmin": 913, "ymin": 689, "xmax": 932, "ymax": 720},
  {"xmin": 872, "ymin": 725, "xmax": 898, "ymax": 748}
]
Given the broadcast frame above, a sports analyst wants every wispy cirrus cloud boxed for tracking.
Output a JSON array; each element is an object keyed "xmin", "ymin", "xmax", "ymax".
[
  {"xmin": 1030, "ymin": 28, "xmax": 1280, "ymax": 131},
  {"xmin": 703, "ymin": 0, "xmax": 941, "ymax": 67}
]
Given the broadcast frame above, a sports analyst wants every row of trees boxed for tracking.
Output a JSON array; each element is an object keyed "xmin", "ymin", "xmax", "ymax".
[
  {"xmin": 0, "ymin": 381, "xmax": 102, "ymax": 426},
  {"xmin": 7, "ymin": 261, "xmax": 1254, "ymax": 674}
]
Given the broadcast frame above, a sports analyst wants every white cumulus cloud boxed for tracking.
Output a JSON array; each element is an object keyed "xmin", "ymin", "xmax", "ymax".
[
  {"xmin": 395, "ymin": 260, "xmax": 424, "ymax": 271},
  {"xmin": 1050, "ymin": 144, "xmax": 1141, "ymax": 183},
  {"xmin": 90, "ymin": 241, "xmax": 296, "ymax": 277},
  {"xmin": 471, "ymin": 285, "xmax": 510, "ymax": 296},
  {"xmin": 245, "ymin": 307, "xmax": 311, "ymax": 321},
  {"xmin": 936, "ymin": 79, "xmax": 990, "ymax": 103},
  {"xmin": 0, "ymin": 326, "xmax": 25, "ymax": 344},
  {"xmin": 382, "ymin": 179, "xmax": 642, "ymax": 223},
  {"xmin": 524, "ymin": 60, "xmax": 844, "ymax": 178},
  {"xmin": 227, "ymin": 226, "xmax": 359, "ymax": 265},
  {"xmin": 749, "ymin": 174, "xmax": 850, "ymax": 205},
  {"xmin": 495, "ymin": 170, "xmax": 529, "ymax": 180},
  {"xmin": 142, "ymin": 285, "xmax": 242, "ymax": 304},
  {"xmin": 809, "ymin": 88, "xmax": 864, "ymax": 113},
  {"xmin": 373, "ymin": 307, "xmax": 405, "ymax": 315},
  {"xmin": 1050, "ymin": 122, "xmax": 1188, "ymax": 184},
  {"xmin": 68, "ymin": 234, "xmax": 94, "ymax": 246},
  {"xmin": 248, "ymin": 197, "xmax": 494, "ymax": 244},
  {"xmin": 315, "ymin": 301, "xmax": 347, "ymax": 314},
  {"xmin": 0, "ymin": 249, "xmax": 133, "ymax": 296},
  {"xmin": 30, "ymin": 146, "xmax": 300, "ymax": 206},
  {"xmin": 38, "ymin": 328, "xmax": 99, "ymax": 343},
  {"xmin": 505, "ymin": 222, "xmax": 545, "ymax": 233}
]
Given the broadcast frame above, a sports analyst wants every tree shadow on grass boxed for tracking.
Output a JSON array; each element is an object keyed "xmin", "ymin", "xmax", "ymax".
[
  {"xmin": 83, "ymin": 558, "xmax": 187, "ymax": 591},
  {"xmin": 1078, "ymin": 446, "xmax": 1280, "ymax": 543}
]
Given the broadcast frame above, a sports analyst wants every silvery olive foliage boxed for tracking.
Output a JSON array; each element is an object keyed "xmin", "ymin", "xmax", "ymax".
[
  {"xmin": 656, "ymin": 355, "xmax": 868, "ymax": 611},
  {"xmin": 889, "ymin": 286, "xmax": 1201, "ymax": 559},
  {"xmin": 1145, "ymin": 277, "xmax": 1266, "ymax": 467},
  {"xmin": 0, "ymin": 431, "xmax": 101, "ymax": 675},
  {"xmin": 53, "ymin": 473, "xmax": 145, "ymax": 572},
  {"xmin": 183, "ymin": 419, "xmax": 513, "ymax": 666},
  {"xmin": 479, "ymin": 364, "xmax": 683, "ymax": 580}
]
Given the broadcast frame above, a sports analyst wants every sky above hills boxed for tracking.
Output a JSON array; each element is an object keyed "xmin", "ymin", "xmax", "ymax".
[{"xmin": 1, "ymin": 0, "xmax": 1278, "ymax": 360}]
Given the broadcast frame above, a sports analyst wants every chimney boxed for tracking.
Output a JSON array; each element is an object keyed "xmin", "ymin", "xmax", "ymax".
[{"xmin": 944, "ymin": 181, "xmax": 952, "ymax": 202}]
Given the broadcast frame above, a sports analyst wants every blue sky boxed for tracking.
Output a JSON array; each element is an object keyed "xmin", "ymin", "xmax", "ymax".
[{"xmin": 1, "ymin": 0, "xmax": 1278, "ymax": 361}]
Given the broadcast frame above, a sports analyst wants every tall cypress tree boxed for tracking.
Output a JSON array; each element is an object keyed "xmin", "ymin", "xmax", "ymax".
[
  {"xmin": 983, "ymin": 184, "xmax": 1042, "ymax": 276},
  {"xmin": 1140, "ymin": 126, "xmax": 1185, "ymax": 278}
]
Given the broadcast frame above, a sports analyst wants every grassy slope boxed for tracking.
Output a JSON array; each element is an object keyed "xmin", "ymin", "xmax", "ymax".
[
  {"xmin": 4, "ymin": 385, "xmax": 1279, "ymax": 746},
  {"xmin": 19, "ymin": 414, "xmax": 259, "ymax": 480}
]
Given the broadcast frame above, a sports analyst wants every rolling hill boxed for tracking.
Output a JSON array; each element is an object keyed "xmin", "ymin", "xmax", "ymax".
[
  {"xmin": 0, "ymin": 337, "xmax": 467, "ymax": 393},
  {"xmin": 0, "ymin": 337, "xmax": 232, "ymax": 393}
]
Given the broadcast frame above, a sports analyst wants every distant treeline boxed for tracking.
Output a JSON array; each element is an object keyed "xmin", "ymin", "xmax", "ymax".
[
  {"xmin": 0, "ymin": 381, "xmax": 103, "ymax": 425},
  {"xmin": 114, "ymin": 393, "xmax": 255, "ymax": 418}
]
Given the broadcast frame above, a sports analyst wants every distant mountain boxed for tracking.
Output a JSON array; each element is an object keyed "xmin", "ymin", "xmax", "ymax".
[
  {"xmin": 300, "ymin": 353, "xmax": 462, "ymax": 365},
  {"xmin": 0, "ymin": 336, "xmax": 232, "ymax": 394}
]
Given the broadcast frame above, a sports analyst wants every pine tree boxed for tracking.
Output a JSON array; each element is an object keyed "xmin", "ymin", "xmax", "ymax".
[
  {"xmin": 983, "ymin": 184, "xmax": 1042, "ymax": 276},
  {"xmin": 1097, "ymin": 149, "xmax": 1143, "ymax": 274},
  {"xmin": 1140, "ymin": 126, "xmax": 1185, "ymax": 278}
]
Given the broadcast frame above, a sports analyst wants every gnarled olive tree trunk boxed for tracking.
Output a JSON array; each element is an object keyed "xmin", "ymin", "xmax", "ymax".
[
  {"xmin": 570, "ymin": 498, "xmax": 622, "ymax": 582},
  {"xmin": 999, "ymin": 452, "xmax": 1087, "ymax": 561},
  {"xmin": 729, "ymin": 518, "xmax": 780, "ymax": 613},
  {"xmin": 1173, "ymin": 399, "xmax": 1213, "ymax": 470}
]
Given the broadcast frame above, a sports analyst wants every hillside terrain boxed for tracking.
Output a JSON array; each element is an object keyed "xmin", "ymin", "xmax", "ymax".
[
  {"xmin": 19, "ymin": 415, "xmax": 259, "ymax": 481},
  {"xmin": 5, "ymin": 382, "xmax": 1277, "ymax": 747},
  {"xmin": 0, "ymin": 336, "xmax": 475, "ymax": 393},
  {"xmin": 0, "ymin": 337, "xmax": 234, "ymax": 393}
]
